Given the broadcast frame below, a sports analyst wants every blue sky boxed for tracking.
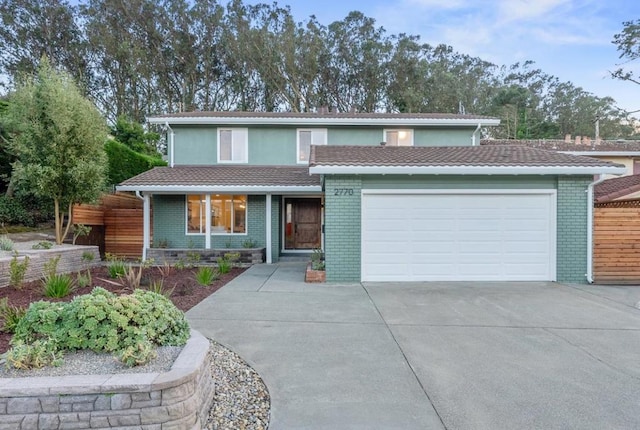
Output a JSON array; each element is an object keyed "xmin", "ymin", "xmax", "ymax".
[{"xmin": 245, "ymin": 0, "xmax": 640, "ymax": 115}]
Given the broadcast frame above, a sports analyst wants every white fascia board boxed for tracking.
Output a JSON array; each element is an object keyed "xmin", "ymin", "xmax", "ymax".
[
  {"xmin": 116, "ymin": 185, "xmax": 322, "ymax": 194},
  {"xmin": 308, "ymin": 165, "xmax": 627, "ymax": 175},
  {"xmin": 562, "ymin": 151, "xmax": 640, "ymax": 157},
  {"xmin": 147, "ymin": 116, "xmax": 501, "ymax": 127}
]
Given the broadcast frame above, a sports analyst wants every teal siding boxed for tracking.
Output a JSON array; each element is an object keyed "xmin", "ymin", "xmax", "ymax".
[
  {"xmin": 414, "ymin": 128, "xmax": 476, "ymax": 146},
  {"xmin": 248, "ymin": 128, "xmax": 296, "ymax": 165},
  {"xmin": 270, "ymin": 195, "xmax": 281, "ymax": 262},
  {"xmin": 324, "ymin": 176, "xmax": 362, "ymax": 282},
  {"xmin": 152, "ymin": 195, "xmax": 267, "ymax": 249},
  {"xmin": 172, "ymin": 126, "xmax": 217, "ymax": 165},
  {"xmin": 362, "ymin": 175, "xmax": 556, "ymax": 189},
  {"xmin": 328, "ymin": 128, "xmax": 382, "ymax": 146},
  {"xmin": 556, "ymin": 176, "xmax": 591, "ymax": 283}
]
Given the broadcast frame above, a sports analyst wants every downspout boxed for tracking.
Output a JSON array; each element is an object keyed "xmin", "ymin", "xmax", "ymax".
[
  {"xmin": 471, "ymin": 123, "xmax": 482, "ymax": 146},
  {"xmin": 166, "ymin": 121, "xmax": 175, "ymax": 167},
  {"xmin": 586, "ymin": 175, "xmax": 607, "ymax": 283}
]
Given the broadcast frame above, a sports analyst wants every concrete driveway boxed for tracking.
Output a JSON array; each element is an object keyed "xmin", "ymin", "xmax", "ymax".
[{"xmin": 187, "ymin": 263, "xmax": 640, "ymax": 430}]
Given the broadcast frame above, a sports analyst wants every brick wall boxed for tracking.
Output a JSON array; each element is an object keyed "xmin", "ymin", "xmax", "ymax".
[
  {"xmin": 324, "ymin": 176, "xmax": 362, "ymax": 282},
  {"xmin": 556, "ymin": 176, "xmax": 591, "ymax": 283}
]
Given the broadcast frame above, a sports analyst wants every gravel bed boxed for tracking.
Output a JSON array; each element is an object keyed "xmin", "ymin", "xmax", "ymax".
[
  {"xmin": 0, "ymin": 345, "xmax": 183, "ymax": 377},
  {"xmin": 207, "ymin": 340, "xmax": 270, "ymax": 430}
]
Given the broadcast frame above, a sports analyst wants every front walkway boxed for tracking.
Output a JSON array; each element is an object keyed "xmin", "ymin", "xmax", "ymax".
[{"xmin": 187, "ymin": 263, "xmax": 640, "ymax": 430}]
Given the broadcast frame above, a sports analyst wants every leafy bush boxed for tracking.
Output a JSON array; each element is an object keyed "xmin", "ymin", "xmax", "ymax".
[
  {"xmin": 31, "ymin": 240, "xmax": 53, "ymax": 249},
  {"xmin": 4, "ymin": 339, "xmax": 62, "ymax": 370},
  {"xmin": 104, "ymin": 139, "xmax": 166, "ymax": 186},
  {"xmin": 0, "ymin": 235, "xmax": 14, "ymax": 251},
  {"xmin": 76, "ymin": 271, "xmax": 92, "ymax": 288},
  {"xmin": 11, "ymin": 287, "xmax": 189, "ymax": 367},
  {"xmin": 0, "ymin": 195, "xmax": 34, "ymax": 227},
  {"xmin": 0, "ymin": 297, "xmax": 26, "ymax": 334},
  {"xmin": 241, "ymin": 239, "xmax": 258, "ymax": 248},
  {"xmin": 116, "ymin": 341, "xmax": 158, "ymax": 367},
  {"xmin": 9, "ymin": 254, "xmax": 29, "ymax": 289},
  {"xmin": 42, "ymin": 273, "xmax": 75, "ymax": 298},
  {"xmin": 195, "ymin": 266, "xmax": 219, "ymax": 286},
  {"xmin": 43, "ymin": 255, "xmax": 60, "ymax": 278}
]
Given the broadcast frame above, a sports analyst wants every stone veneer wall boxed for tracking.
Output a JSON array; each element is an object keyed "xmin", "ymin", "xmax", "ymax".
[
  {"xmin": 0, "ymin": 246, "xmax": 101, "ymax": 288},
  {"xmin": 147, "ymin": 247, "xmax": 265, "ymax": 265},
  {"xmin": 0, "ymin": 330, "xmax": 214, "ymax": 430}
]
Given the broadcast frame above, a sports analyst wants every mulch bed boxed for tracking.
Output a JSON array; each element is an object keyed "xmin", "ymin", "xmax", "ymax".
[{"xmin": 0, "ymin": 265, "xmax": 246, "ymax": 354}]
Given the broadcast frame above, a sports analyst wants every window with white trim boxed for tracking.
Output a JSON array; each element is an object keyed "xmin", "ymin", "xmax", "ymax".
[
  {"xmin": 187, "ymin": 194, "xmax": 247, "ymax": 234},
  {"xmin": 297, "ymin": 128, "xmax": 327, "ymax": 163},
  {"xmin": 384, "ymin": 129, "xmax": 413, "ymax": 146},
  {"xmin": 218, "ymin": 128, "xmax": 248, "ymax": 163}
]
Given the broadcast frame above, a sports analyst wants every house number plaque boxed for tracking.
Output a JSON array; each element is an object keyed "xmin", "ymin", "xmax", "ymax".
[{"xmin": 333, "ymin": 188, "xmax": 354, "ymax": 196}]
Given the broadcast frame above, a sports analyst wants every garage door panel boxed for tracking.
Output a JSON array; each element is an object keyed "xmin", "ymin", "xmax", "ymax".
[{"xmin": 361, "ymin": 192, "xmax": 555, "ymax": 282}]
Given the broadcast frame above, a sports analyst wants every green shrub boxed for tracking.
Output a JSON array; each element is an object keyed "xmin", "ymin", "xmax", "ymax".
[
  {"xmin": 0, "ymin": 195, "xmax": 34, "ymax": 227},
  {"xmin": 104, "ymin": 139, "xmax": 166, "ymax": 186},
  {"xmin": 241, "ymin": 239, "xmax": 257, "ymax": 248},
  {"xmin": 43, "ymin": 255, "xmax": 61, "ymax": 278},
  {"xmin": 42, "ymin": 273, "xmax": 75, "ymax": 298},
  {"xmin": 116, "ymin": 340, "xmax": 158, "ymax": 367},
  {"xmin": 0, "ymin": 297, "xmax": 26, "ymax": 334},
  {"xmin": 31, "ymin": 240, "xmax": 53, "ymax": 249},
  {"xmin": 107, "ymin": 260, "xmax": 127, "ymax": 279},
  {"xmin": 0, "ymin": 235, "xmax": 14, "ymax": 251},
  {"xmin": 217, "ymin": 252, "xmax": 239, "ymax": 274},
  {"xmin": 195, "ymin": 266, "xmax": 219, "ymax": 286},
  {"xmin": 11, "ymin": 287, "xmax": 190, "ymax": 367},
  {"xmin": 4, "ymin": 339, "xmax": 62, "ymax": 370},
  {"xmin": 186, "ymin": 251, "xmax": 201, "ymax": 267},
  {"xmin": 76, "ymin": 271, "xmax": 92, "ymax": 288},
  {"xmin": 9, "ymin": 254, "xmax": 29, "ymax": 289},
  {"xmin": 81, "ymin": 251, "xmax": 95, "ymax": 262}
]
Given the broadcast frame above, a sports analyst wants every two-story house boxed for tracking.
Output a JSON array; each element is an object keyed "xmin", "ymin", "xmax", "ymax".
[{"xmin": 117, "ymin": 112, "xmax": 624, "ymax": 283}]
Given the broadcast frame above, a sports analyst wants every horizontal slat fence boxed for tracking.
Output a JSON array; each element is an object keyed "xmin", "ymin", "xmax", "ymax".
[
  {"xmin": 594, "ymin": 204, "xmax": 640, "ymax": 283},
  {"xmin": 72, "ymin": 193, "xmax": 148, "ymax": 258}
]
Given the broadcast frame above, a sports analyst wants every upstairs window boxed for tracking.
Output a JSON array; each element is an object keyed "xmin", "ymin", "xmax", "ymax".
[
  {"xmin": 384, "ymin": 129, "xmax": 413, "ymax": 146},
  {"xmin": 218, "ymin": 128, "xmax": 248, "ymax": 163},
  {"xmin": 297, "ymin": 129, "xmax": 327, "ymax": 163}
]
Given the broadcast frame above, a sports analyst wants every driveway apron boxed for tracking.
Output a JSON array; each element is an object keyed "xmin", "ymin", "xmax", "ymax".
[{"xmin": 188, "ymin": 265, "xmax": 640, "ymax": 430}]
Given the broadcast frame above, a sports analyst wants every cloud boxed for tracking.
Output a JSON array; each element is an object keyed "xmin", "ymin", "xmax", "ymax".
[{"xmin": 497, "ymin": 0, "xmax": 571, "ymax": 23}]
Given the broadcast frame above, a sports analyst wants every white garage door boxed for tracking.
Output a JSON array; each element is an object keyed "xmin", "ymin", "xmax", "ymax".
[{"xmin": 361, "ymin": 190, "xmax": 556, "ymax": 282}]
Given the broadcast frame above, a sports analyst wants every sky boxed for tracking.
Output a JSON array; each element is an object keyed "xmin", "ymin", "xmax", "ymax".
[{"xmin": 245, "ymin": 0, "xmax": 640, "ymax": 115}]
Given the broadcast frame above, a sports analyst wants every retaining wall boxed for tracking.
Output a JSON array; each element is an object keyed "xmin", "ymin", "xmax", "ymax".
[
  {"xmin": 0, "ymin": 330, "xmax": 214, "ymax": 429},
  {"xmin": 148, "ymin": 247, "xmax": 265, "ymax": 265},
  {"xmin": 0, "ymin": 246, "xmax": 101, "ymax": 288}
]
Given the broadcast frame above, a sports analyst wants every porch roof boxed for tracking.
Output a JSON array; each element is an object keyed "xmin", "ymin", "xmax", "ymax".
[{"xmin": 116, "ymin": 165, "xmax": 322, "ymax": 194}]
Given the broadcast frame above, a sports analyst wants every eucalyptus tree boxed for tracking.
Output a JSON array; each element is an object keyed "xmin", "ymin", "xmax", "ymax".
[{"xmin": 612, "ymin": 19, "xmax": 640, "ymax": 87}]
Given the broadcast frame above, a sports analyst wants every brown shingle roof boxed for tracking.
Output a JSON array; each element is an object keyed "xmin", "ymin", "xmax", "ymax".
[
  {"xmin": 481, "ymin": 139, "xmax": 640, "ymax": 152},
  {"xmin": 309, "ymin": 145, "xmax": 621, "ymax": 168},
  {"xmin": 119, "ymin": 165, "xmax": 319, "ymax": 188},
  {"xmin": 150, "ymin": 111, "xmax": 495, "ymax": 121},
  {"xmin": 594, "ymin": 174, "xmax": 640, "ymax": 203}
]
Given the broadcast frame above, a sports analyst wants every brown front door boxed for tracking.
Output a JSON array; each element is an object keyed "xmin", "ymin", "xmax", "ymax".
[{"xmin": 285, "ymin": 198, "xmax": 322, "ymax": 249}]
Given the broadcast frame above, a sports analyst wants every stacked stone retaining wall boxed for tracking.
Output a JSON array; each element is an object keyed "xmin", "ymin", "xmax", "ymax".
[
  {"xmin": 0, "ymin": 246, "xmax": 101, "ymax": 288},
  {"xmin": 0, "ymin": 330, "xmax": 214, "ymax": 429}
]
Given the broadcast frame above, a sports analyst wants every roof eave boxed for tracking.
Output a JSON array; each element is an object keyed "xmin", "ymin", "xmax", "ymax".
[
  {"xmin": 147, "ymin": 117, "xmax": 500, "ymax": 127},
  {"xmin": 562, "ymin": 151, "xmax": 640, "ymax": 156},
  {"xmin": 115, "ymin": 185, "xmax": 322, "ymax": 194},
  {"xmin": 308, "ymin": 165, "xmax": 627, "ymax": 175}
]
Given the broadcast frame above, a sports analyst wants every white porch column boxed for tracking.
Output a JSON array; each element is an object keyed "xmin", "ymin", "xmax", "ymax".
[
  {"xmin": 266, "ymin": 194, "xmax": 272, "ymax": 264},
  {"xmin": 142, "ymin": 194, "xmax": 151, "ymax": 261},
  {"xmin": 205, "ymin": 195, "xmax": 211, "ymax": 249}
]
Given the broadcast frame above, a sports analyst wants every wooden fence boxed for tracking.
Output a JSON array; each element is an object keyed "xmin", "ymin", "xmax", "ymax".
[
  {"xmin": 73, "ymin": 193, "xmax": 148, "ymax": 258},
  {"xmin": 593, "ymin": 200, "xmax": 640, "ymax": 283}
]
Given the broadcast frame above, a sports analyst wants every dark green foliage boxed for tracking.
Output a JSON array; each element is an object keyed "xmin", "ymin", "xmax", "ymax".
[
  {"xmin": 195, "ymin": 266, "xmax": 219, "ymax": 286},
  {"xmin": 111, "ymin": 116, "xmax": 161, "ymax": 157},
  {"xmin": 104, "ymin": 139, "xmax": 166, "ymax": 186},
  {"xmin": 0, "ymin": 297, "xmax": 26, "ymax": 334},
  {"xmin": 0, "ymin": 195, "xmax": 34, "ymax": 226},
  {"xmin": 11, "ymin": 287, "xmax": 190, "ymax": 366}
]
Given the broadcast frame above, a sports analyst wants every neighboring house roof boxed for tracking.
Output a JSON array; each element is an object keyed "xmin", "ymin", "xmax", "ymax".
[
  {"xmin": 594, "ymin": 174, "xmax": 640, "ymax": 203},
  {"xmin": 117, "ymin": 165, "xmax": 321, "ymax": 193},
  {"xmin": 308, "ymin": 145, "xmax": 626, "ymax": 175},
  {"xmin": 148, "ymin": 111, "xmax": 500, "ymax": 127},
  {"xmin": 481, "ymin": 139, "xmax": 640, "ymax": 156}
]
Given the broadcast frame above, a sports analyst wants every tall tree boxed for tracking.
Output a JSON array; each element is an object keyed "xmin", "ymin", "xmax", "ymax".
[
  {"xmin": 612, "ymin": 19, "xmax": 640, "ymax": 86},
  {"xmin": 6, "ymin": 59, "xmax": 107, "ymax": 244}
]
